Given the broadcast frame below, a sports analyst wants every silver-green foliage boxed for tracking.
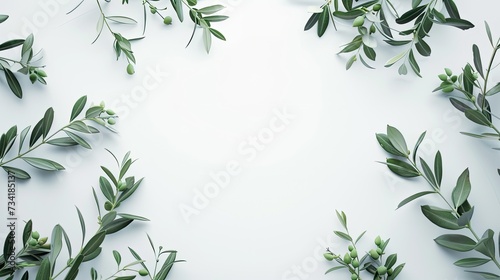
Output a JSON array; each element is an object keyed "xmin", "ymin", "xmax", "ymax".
[
  {"xmin": 0, "ymin": 151, "xmax": 181, "ymax": 280},
  {"xmin": 435, "ymin": 22, "xmax": 500, "ymax": 145},
  {"xmin": 377, "ymin": 125, "xmax": 500, "ymax": 278},
  {"xmin": 0, "ymin": 95, "xmax": 117, "ymax": 179},
  {"xmin": 304, "ymin": 0, "xmax": 473, "ymax": 76}
]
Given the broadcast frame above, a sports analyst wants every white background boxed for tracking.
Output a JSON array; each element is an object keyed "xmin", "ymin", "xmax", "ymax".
[{"xmin": 2, "ymin": 0, "xmax": 500, "ymax": 279}]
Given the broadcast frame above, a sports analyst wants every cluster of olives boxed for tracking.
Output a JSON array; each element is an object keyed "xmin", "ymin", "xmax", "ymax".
[{"xmin": 27, "ymin": 231, "xmax": 49, "ymax": 249}]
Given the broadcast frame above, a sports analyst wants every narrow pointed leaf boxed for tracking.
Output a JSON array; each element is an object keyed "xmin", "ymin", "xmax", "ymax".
[
  {"xmin": 397, "ymin": 191, "xmax": 435, "ymax": 209},
  {"xmin": 22, "ymin": 157, "xmax": 65, "ymax": 171},
  {"xmin": 317, "ymin": 7, "xmax": 330, "ymax": 37},
  {"xmin": 3, "ymin": 166, "xmax": 30, "ymax": 179},
  {"xmin": 473, "ymin": 44, "xmax": 484, "ymax": 78}
]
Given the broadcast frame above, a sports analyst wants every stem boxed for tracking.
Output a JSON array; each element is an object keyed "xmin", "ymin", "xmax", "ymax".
[
  {"xmin": 0, "ymin": 119, "xmax": 91, "ymax": 167},
  {"xmin": 481, "ymin": 43, "xmax": 500, "ymax": 110}
]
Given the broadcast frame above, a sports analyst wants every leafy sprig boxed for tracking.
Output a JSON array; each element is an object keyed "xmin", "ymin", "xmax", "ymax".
[
  {"xmin": 304, "ymin": 0, "xmax": 473, "ymax": 76},
  {"xmin": 0, "ymin": 95, "xmax": 118, "ymax": 179},
  {"xmin": 377, "ymin": 125, "xmax": 500, "ymax": 278},
  {"xmin": 70, "ymin": 0, "xmax": 228, "ymax": 74},
  {"xmin": 323, "ymin": 210, "xmax": 404, "ymax": 280},
  {"xmin": 434, "ymin": 22, "xmax": 500, "ymax": 142},
  {"xmin": 0, "ymin": 15, "xmax": 47, "ymax": 98},
  {"xmin": 0, "ymin": 151, "xmax": 181, "ymax": 279}
]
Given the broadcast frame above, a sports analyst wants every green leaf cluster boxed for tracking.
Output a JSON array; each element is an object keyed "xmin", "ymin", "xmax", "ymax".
[
  {"xmin": 378, "ymin": 125, "xmax": 500, "ymax": 277},
  {"xmin": 70, "ymin": 0, "xmax": 228, "ymax": 73},
  {"xmin": 0, "ymin": 152, "xmax": 181, "ymax": 280},
  {"xmin": 323, "ymin": 210, "xmax": 404, "ymax": 280},
  {"xmin": 0, "ymin": 15, "xmax": 47, "ymax": 98},
  {"xmin": 0, "ymin": 95, "xmax": 118, "ymax": 179},
  {"xmin": 304, "ymin": 0, "xmax": 473, "ymax": 76}
]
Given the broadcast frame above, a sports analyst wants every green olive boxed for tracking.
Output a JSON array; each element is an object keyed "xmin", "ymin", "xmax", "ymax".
[
  {"xmin": 163, "ymin": 16, "xmax": 173, "ymax": 25},
  {"xmin": 38, "ymin": 237, "xmax": 48, "ymax": 245},
  {"xmin": 350, "ymin": 249, "xmax": 357, "ymax": 258},
  {"xmin": 31, "ymin": 231, "xmax": 40, "ymax": 240},
  {"xmin": 108, "ymin": 118, "xmax": 117, "ymax": 125},
  {"xmin": 373, "ymin": 4, "xmax": 381, "ymax": 11},
  {"xmin": 348, "ymin": 245, "xmax": 354, "ymax": 251},
  {"xmin": 377, "ymin": 265, "xmax": 387, "ymax": 275},
  {"xmin": 352, "ymin": 259, "xmax": 359, "ymax": 268},
  {"xmin": 29, "ymin": 73, "xmax": 37, "ymax": 84},
  {"xmin": 351, "ymin": 273, "xmax": 358, "ymax": 280},
  {"xmin": 343, "ymin": 253, "xmax": 352, "ymax": 264},
  {"xmin": 127, "ymin": 63, "xmax": 135, "ymax": 75},
  {"xmin": 139, "ymin": 269, "xmax": 149, "ymax": 276},
  {"xmin": 28, "ymin": 239, "xmax": 38, "ymax": 247},
  {"xmin": 324, "ymin": 252, "xmax": 335, "ymax": 261},
  {"xmin": 445, "ymin": 68, "xmax": 453, "ymax": 76},
  {"xmin": 353, "ymin": 16, "xmax": 365, "ymax": 27},
  {"xmin": 374, "ymin": 235, "xmax": 381, "ymax": 246},
  {"xmin": 369, "ymin": 249, "xmax": 379, "ymax": 259}
]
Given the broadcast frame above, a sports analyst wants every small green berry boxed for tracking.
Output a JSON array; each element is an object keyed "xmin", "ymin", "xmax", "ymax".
[
  {"xmin": 108, "ymin": 118, "xmax": 116, "ymax": 125},
  {"xmin": 38, "ymin": 237, "xmax": 48, "ymax": 245},
  {"xmin": 376, "ymin": 248, "xmax": 383, "ymax": 255},
  {"xmin": 369, "ymin": 25, "xmax": 376, "ymax": 34},
  {"xmin": 31, "ymin": 231, "xmax": 40, "ymax": 240},
  {"xmin": 343, "ymin": 253, "xmax": 352, "ymax": 264},
  {"xmin": 150, "ymin": 7, "xmax": 157, "ymax": 14},
  {"xmin": 438, "ymin": 74, "xmax": 448, "ymax": 81},
  {"xmin": 106, "ymin": 109, "xmax": 116, "ymax": 115},
  {"xmin": 445, "ymin": 68, "xmax": 453, "ymax": 76},
  {"xmin": 369, "ymin": 249, "xmax": 379, "ymax": 259},
  {"xmin": 451, "ymin": 75, "xmax": 458, "ymax": 82},
  {"xmin": 104, "ymin": 201, "xmax": 113, "ymax": 211},
  {"xmin": 127, "ymin": 63, "xmax": 135, "ymax": 75},
  {"xmin": 388, "ymin": 268, "xmax": 393, "ymax": 275},
  {"xmin": 351, "ymin": 273, "xmax": 358, "ymax": 280},
  {"xmin": 352, "ymin": 259, "xmax": 360, "ymax": 268},
  {"xmin": 163, "ymin": 16, "xmax": 173, "ymax": 25},
  {"xmin": 377, "ymin": 265, "xmax": 388, "ymax": 275},
  {"xmin": 323, "ymin": 252, "xmax": 335, "ymax": 261},
  {"xmin": 348, "ymin": 245, "xmax": 354, "ymax": 251},
  {"xmin": 353, "ymin": 16, "xmax": 365, "ymax": 27},
  {"xmin": 373, "ymin": 3, "xmax": 381, "ymax": 11},
  {"xmin": 138, "ymin": 269, "xmax": 149, "ymax": 276},
  {"xmin": 374, "ymin": 235, "xmax": 381, "ymax": 246},
  {"xmin": 28, "ymin": 239, "xmax": 38, "ymax": 247},
  {"xmin": 442, "ymin": 85, "xmax": 454, "ymax": 93},
  {"xmin": 350, "ymin": 249, "xmax": 357, "ymax": 258},
  {"xmin": 100, "ymin": 101, "xmax": 106, "ymax": 108},
  {"xmin": 29, "ymin": 73, "xmax": 37, "ymax": 84}
]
